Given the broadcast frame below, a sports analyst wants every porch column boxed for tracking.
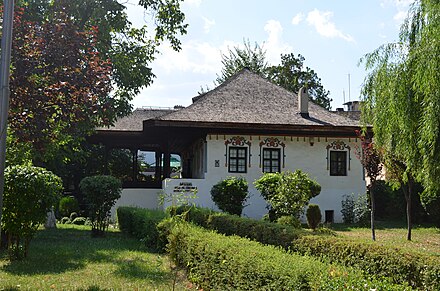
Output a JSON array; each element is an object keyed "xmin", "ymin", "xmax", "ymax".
[
  {"xmin": 131, "ymin": 149, "xmax": 137, "ymax": 181},
  {"xmin": 163, "ymin": 149, "xmax": 171, "ymax": 178},
  {"xmin": 154, "ymin": 150, "xmax": 161, "ymax": 180},
  {"xmin": 103, "ymin": 145, "xmax": 110, "ymax": 175}
]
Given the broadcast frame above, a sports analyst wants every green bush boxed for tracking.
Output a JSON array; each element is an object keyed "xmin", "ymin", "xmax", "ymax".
[
  {"xmin": 341, "ymin": 194, "xmax": 355, "ymax": 224},
  {"xmin": 2, "ymin": 165, "xmax": 63, "ymax": 258},
  {"xmin": 80, "ymin": 175, "xmax": 121, "ymax": 237},
  {"xmin": 59, "ymin": 196, "xmax": 79, "ymax": 218},
  {"xmin": 116, "ymin": 207, "xmax": 167, "ymax": 250},
  {"xmin": 72, "ymin": 217, "xmax": 87, "ymax": 225},
  {"xmin": 210, "ymin": 177, "xmax": 249, "ymax": 215},
  {"xmin": 254, "ymin": 170, "xmax": 321, "ymax": 221},
  {"xmin": 292, "ymin": 236, "xmax": 440, "ymax": 290},
  {"xmin": 276, "ymin": 215, "xmax": 301, "ymax": 228},
  {"xmin": 306, "ymin": 204, "xmax": 322, "ymax": 230},
  {"xmin": 166, "ymin": 205, "xmax": 214, "ymax": 228},
  {"xmin": 161, "ymin": 221, "xmax": 409, "ymax": 290}
]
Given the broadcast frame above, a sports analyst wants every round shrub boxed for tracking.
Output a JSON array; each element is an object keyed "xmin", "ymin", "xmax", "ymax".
[
  {"xmin": 306, "ymin": 204, "xmax": 322, "ymax": 230},
  {"xmin": 210, "ymin": 177, "xmax": 249, "ymax": 216},
  {"xmin": 59, "ymin": 196, "xmax": 79, "ymax": 218},
  {"xmin": 3, "ymin": 165, "xmax": 63, "ymax": 258},
  {"xmin": 72, "ymin": 217, "xmax": 87, "ymax": 225},
  {"xmin": 60, "ymin": 217, "xmax": 71, "ymax": 224},
  {"xmin": 276, "ymin": 215, "xmax": 301, "ymax": 228},
  {"xmin": 80, "ymin": 175, "xmax": 122, "ymax": 236}
]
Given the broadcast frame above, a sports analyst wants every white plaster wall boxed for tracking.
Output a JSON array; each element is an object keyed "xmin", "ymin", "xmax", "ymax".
[
  {"xmin": 162, "ymin": 134, "xmax": 367, "ymax": 223},
  {"xmin": 111, "ymin": 188, "xmax": 162, "ymax": 218}
]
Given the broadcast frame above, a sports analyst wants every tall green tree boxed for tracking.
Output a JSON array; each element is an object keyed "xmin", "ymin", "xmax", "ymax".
[
  {"xmin": 17, "ymin": 0, "xmax": 188, "ymax": 118},
  {"xmin": 266, "ymin": 53, "xmax": 332, "ymax": 109},
  {"xmin": 361, "ymin": 0, "xmax": 440, "ymax": 239},
  {"xmin": 214, "ymin": 39, "xmax": 332, "ymax": 109},
  {"xmin": 215, "ymin": 39, "xmax": 268, "ymax": 85}
]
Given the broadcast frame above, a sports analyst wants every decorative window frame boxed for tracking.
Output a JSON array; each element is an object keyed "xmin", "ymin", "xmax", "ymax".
[
  {"xmin": 326, "ymin": 140, "xmax": 351, "ymax": 171},
  {"xmin": 259, "ymin": 137, "xmax": 286, "ymax": 168},
  {"xmin": 225, "ymin": 136, "xmax": 251, "ymax": 168}
]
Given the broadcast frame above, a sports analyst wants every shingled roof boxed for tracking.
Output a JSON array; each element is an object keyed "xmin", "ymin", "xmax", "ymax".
[
  {"xmin": 98, "ymin": 108, "xmax": 174, "ymax": 131},
  {"xmin": 155, "ymin": 69, "xmax": 358, "ymax": 127}
]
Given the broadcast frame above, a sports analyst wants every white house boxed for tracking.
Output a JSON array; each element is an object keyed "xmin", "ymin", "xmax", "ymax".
[{"xmin": 94, "ymin": 69, "xmax": 366, "ymax": 223}]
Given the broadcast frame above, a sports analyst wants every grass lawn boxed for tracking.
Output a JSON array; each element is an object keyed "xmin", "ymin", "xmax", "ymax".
[
  {"xmin": 0, "ymin": 224, "xmax": 190, "ymax": 290},
  {"xmin": 332, "ymin": 222, "xmax": 440, "ymax": 256}
]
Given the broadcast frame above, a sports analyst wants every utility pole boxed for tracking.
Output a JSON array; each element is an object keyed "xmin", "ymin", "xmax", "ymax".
[{"xmin": 0, "ymin": 0, "xmax": 15, "ymax": 242}]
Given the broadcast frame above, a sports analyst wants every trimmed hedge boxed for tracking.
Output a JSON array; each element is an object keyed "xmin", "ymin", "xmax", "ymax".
[
  {"xmin": 168, "ymin": 205, "xmax": 308, "ymax": 249},
  {"xmin": 161, "ymin": 220, "xmax": 409, "ymax": 290},
  {"xmin": 293, "ymin": 236, "xmax": 440, "ymax": 290},
  {"xmin": 116, "ymin": 206, "xmax": 167, "ymax": 249}
]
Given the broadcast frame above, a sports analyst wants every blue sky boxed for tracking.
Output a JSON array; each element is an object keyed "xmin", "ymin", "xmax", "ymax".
[{"xmin": 125, "ymin": 0, "xmax": 413, "ymax": 110}]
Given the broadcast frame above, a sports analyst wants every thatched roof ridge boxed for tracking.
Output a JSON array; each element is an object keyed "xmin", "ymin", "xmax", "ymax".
[
  {"xmin": 156, "ymin": 69, "xmax": 358, "ymax": 127},
  {"xmin": 98, "ymin": 108, "xmax": 174, "ymax": 131}
]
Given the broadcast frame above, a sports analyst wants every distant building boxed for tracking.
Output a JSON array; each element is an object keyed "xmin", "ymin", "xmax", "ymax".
[
  {"xmin": 92, "ymin": 69, "xmax": 368, "ymax": 223},
  {"xmin": 333, "ymin": 100, "xmax": 363, "ymax": 121}
]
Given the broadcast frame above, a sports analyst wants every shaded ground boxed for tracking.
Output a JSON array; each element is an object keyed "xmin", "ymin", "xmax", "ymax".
[{"xmin": 0, "ymin": 224, "xmax": 190, "ymax": 290}]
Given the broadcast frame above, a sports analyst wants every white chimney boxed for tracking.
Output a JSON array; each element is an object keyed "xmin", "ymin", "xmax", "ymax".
[{"xmin": 298, "ymin": 87, "xmax": 309, "ymax": 117}]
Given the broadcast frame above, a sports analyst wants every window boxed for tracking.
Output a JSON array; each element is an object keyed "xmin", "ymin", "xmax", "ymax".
[
  {"xmin": 262, "ymin": 148, "xmax": 280, "ymax": 173},
  {"xmin": 330, "ymin": 151, "xmax": 347, "ymax": 176},
  {"xmin": 228, "ymin": 147, "xmax": 247, "ymax": 173}
]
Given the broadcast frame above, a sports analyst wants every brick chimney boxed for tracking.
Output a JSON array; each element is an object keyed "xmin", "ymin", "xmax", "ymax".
[{"xmin": 298, "ymin": 87, "xmax": 309, "ymax": 118}]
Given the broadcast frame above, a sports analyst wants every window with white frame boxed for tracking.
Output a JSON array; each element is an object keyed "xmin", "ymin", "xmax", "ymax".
[
  {"xmin": 262, "ymin": 148, "xmax": 281, "ymax": 173},
  {"xmin": 228, "ymin": 147, "xmax": 247, "ymax": 173}
]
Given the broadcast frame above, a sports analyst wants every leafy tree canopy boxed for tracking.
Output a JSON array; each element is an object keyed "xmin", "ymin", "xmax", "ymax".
[
  {"xmin": 360, "ymin": 0, "xmax": 440, "ymax": 206},
  {"xmin": 213, "ymin": 39, "xmax": 332, "ymax": 109}
]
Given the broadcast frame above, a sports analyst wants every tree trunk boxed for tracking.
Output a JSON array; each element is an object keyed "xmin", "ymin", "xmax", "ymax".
[
  {"xmin": 402, "ymin": 176, "xmax": 414, "ymax": 241},
  {"xmin": 369, "ymin": 184, "xmax": 376, "ymax": 241}
]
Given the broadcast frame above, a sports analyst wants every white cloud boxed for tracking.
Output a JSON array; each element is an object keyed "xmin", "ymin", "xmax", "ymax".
[
  {"xmin": 306, "ymin": 9, "xmax": 355, "ymax": 42},
  {"xmin": 381, "ymin": 0, "xmax": 412, "ymax": 25},
  {"xmin": 291, "ymin": 13, "xmax": 304, "ymax": 25},
  {"xmin": 263, "ymin": 20, "xmax": 293, "ymax": 64},
  {"xmin": 393, "ymin": 10, "xmax": 407, "ymax": 23},
  {"xmin": 202, "ymin": 16, "xmax": 215, "ymax": 33}
]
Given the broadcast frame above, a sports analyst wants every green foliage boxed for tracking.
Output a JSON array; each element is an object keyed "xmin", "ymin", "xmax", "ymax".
[
  {"xmin": 116, "ymin": 207, "xmax": 167, "ymax": 250},
  {"xmin": 210, "ymin": 176, "xmax": 249, "ymax": 216},
  {"xmin": 360, "ymin": 0, "xmax": 440, "ymax": 207},
  {"xmin": 293, "ymin": 236, "xmax": 440, "ymax": 290},
  {"xmin": 354, "ymin": 193, "xmax": 371, "ymax": 225},
  {"xmin": 2, "ymin": 165, "xmax": 63, "ymax": 258},
  {"xmin": 80, "ymin": 175, "xmax": 121, "ymax": 236},
  {"xmin": 341, "ymin": 194, "xmax": 356, "ymax": 224},
  {"xmin": 254, "ymin": 170, "xmax": 321, "ymax": 221},
  {"xmin": 215, "ymin": 39, "xmax": 268, "ymax": 85},
  {"xmin": 168, "ymin": 206, "xmax": 306, "ymax": 249},
  {"xmin": 72, "ymin": 217, "xmax": 87, "ymax": 225},
  {"xmin": 267, "ymin": 53, "xmax": 332, "ymax": 109},
  {"xmin": 306, "ymin": 204, "xmax": 322, "ymax": 230},
  {"xmin": 166, "ymin": 206, "xmax": 214, "ymax": 228},
  {"xmin": 161, "ymin": 221, "xmax": 409, "ymax": 290},
  {"xmin": 59, "ymin": 196, "xmax": 80, "ymax": 218},
  {"xmin": 276, "ymin": 215, "xmax": 301, "ymax": 228}
]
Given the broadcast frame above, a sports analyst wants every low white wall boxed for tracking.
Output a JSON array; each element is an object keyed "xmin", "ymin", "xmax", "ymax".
[{"xmin": 111, "ymin": 188, "xmax": 162, "ymax": 219}]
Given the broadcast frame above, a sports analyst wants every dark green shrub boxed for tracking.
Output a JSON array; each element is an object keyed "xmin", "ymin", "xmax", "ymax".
[
  {"xmin": 292, "ymin": 236, "xmax": 440, "ymax": 290},
  {"xmin": 60, "ymin": 217, "xmax": 71, "ymax": 224},
  {"xmin": 306, "ymin": 204, "xmax": 322, "ymax": 230},
  {"xmin": 210, "ymin": 177, "xmax": 249, "ymax": 216},
  {"xmin": 161, "ymin": 221, "xmax": 408, "ymax": 290},
  {"xmin": 116, "ymin": 207, "xmax": 167, "ymax": 250},
  {"xmin": 276, "ymin": 215, "xmax": 301, "ymax": 228},
  {"xmin": 72, "ymin": 217, "xmax": 87, "ymax": 225},
  {"xmin": 80, "ymin": 175, "xmax": 121, "ymax": 237},
  {"xmin": 166, "ymin": 205, "xmax": 214, "ymax": 227},
  {"xmin": 2, "ymin": 165, "xmax": 63, "ymax": 258},
  {"xmin": 59, "ymin": 196, "xmax": 79, "ymax": 218},
  {"xmin": 254, "ymin": 170, "xmax": 321, "ymax": 221}
]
